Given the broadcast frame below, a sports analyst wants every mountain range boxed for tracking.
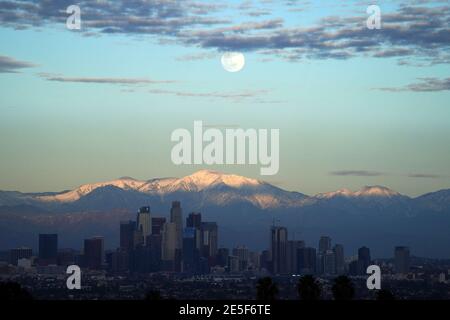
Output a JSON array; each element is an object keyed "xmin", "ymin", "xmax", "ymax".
[{"xmin": 1, "ymin": 170, "xmax": 450, "ymax": 258}]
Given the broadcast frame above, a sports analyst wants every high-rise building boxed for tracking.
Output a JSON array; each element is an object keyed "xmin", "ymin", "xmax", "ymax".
[
  {"xmin": 323, "ymin": 250, "xmax": 336, "ymax": 275},
  {"xmin": 182, "ymin": 227, "xmax": 199, "ymax": 273},
  {"xmin": 148, "ymin": 233, "xmax": 163, "ymax": 271},
  {"xmin": 151, "ymin": 217, "xmax": 166, "ymax": 235},
  {"xmin": 217, "ymin": 248, "xmax": 230, "ymax": 268},
  {"xmin": 286, "ymin": 240, "xmax": 305, "ymax": 274},
  {"xmin": 170, "ymin": 201, "xmax": 183, "ymax": 251},
  {"xmin": 38, "ymin": 234, "xmax": 58, "ymax": 265},
  {"xmin": 120, "ymin": 221, "xmax": 136, "ymax": 251},
  {"xmin": 394, "ymin": 246, "xmax": 410, "ymax": 274},
  {"xmin": 162, "ymin": 222, "xmax": 177, "ymax": 262},
  {"xmin": 233, "ymin": 245, "xmax": 250, "ymax": 271},
  {"xmin": 357, "ymin": 246, "xmax": 371, "ymax": 275},
  {"xmin": 228, "ymin": 255, "xmax": 239, "ymax": 273},
  {"xmin": 319, "ymin": 236, "xmax": 331, "ymax": 254},
  {"xmin": 186, "ymin": 212, "xmax": 202, "ymax": 229},
  {"xmin": 84, "ymin": 237, "xmax": 104, "ymax": 269},
  {"xmin": 333, "ymin": 244, "xmax": 345, "ymax": 274},
  {"xmin": 10, "ymin": 247, "xmax": 32, "ymax": 266},
  {"xmin": 249, "ymin": 251, "xmax": 261, "ymax": 271},
  {"xmin": 271, "ymin": 226, "xmax": 288, "ymax": 274},
  {"xmin": 137, "ymin": 206, "xmax": 152, "ymax": 245},
  {"xmin": 297, "ymin": 247, "xmax": 316, "ymax": 274},
  {"xmin": 200, "ymin": 222, "xmax": 218, "ymax": 258},
  {"xmin": 109, "ymin": 249, "xmax": 130, "ymax": 272}
]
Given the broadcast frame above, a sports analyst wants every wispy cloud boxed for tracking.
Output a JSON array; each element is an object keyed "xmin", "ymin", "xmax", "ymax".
[
  {"xmin": 375, "ymin": 77, "xmax": 450, "ymax": 92},
  {"xmin": 37, "ymin": 73, "xmax": 175, "ymax": 85},
  {"xmin": 408, "ymin": 173, "xmax": 444, "ymax": 179},
  {"xmin": 330, "ymin": 170, "xmax": 384, "ymax": 177},
  {"xmin": 0, "ymin": 55, "xmax": 36, "ymax": 73},
  {"xmin": 147, "ymin": 88, "xmax": 274, "ymax": 103},
  {"xmin": 176, "ymin": 52, "xmax": 217, "ymax": 61}
]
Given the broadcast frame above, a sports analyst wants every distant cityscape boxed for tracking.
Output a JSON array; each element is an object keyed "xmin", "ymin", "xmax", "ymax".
[{"xmin": 1, "ymin": 201, "xmax": 450, "ymax": 300}]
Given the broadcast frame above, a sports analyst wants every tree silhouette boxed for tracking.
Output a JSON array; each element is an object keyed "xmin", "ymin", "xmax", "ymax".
[
  {"xmin": 0, "ymin": 282, "xmax": 33, "ymax": 300},
  {"xmin": 376, "ymin": 289, "xmax": 396, "ymax": 301},
  {"xmin": 256, "ymin": 277, "xmax": 279, "ymax": 300},
  {"xmin": 297, "ymin": 275, "xmax": 321, "ymax": 300},
  {"xmin": 331, "ymin": 276, "xmax": 355, "ymax": 300},
  {"xmin": 145, "ymin": 290, "xmax": 162, "ymax": 300}
]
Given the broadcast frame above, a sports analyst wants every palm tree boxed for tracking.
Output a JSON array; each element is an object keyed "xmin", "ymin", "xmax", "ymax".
[
  {"xmin": 297, "ymin": 275, "xmax": 321, "ymax": 300},
  {"xmin": 256, "ymin": 277, "xmax": 279, "ymax": 300},
  {"xmin": 331, "ymin": 276, "xmax": 355, "ymax": 300},
  {"xmin": 376, "ymin": 289, "xmax": 396, "ymax": 300}
]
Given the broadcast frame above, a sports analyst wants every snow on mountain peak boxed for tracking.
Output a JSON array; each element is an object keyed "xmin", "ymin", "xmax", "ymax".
[
  {"xmin": 37, "ymin": 177, "xmax": 147, "ymax": 202},
  {"xmin": 355, "ymin": 186, "xmax": 400, "ymax": 197},
  {"xmin": 184, "ymin": 170, "xmax": 262, "ymax": 189},
  {"xmin": 315, "ymin": 186, "xmax": 401, "ymax": 199}
]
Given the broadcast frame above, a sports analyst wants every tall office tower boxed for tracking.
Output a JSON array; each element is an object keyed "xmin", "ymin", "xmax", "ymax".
[
  {"xmin": 200, "ymin": 222, "xmax": 218, "ymax": 258},
  {"xmin": 297, "ymin": 247, "xmax": 317, "ymax": 274},
  {"xmin": 147, "ymin": 234, "xmax": 163, "ymax": 272},
  {"xmin": 249, "ymin": 251, "xmax": 261, "ymax": 271},
  {"xmin": 233, "ymin": 245, "xmax": 250, "ymax": 271},
  {"xmin": 357, "ymin": 246, "xmax": 371, "ymax": 275},
  {"xmin": 170, "ymin": 201, "xmax": 183, "ymax": 251},
  {"xmin": 182, "ymin": 227, "xmax": 199, "ymax": 273},
  {"xmin": 271, "ymin": 226, "xmax": 288, "ymax": 274},
  {"xmin": 162, "ymin": 222, "xmax": 177, "ymax": 262},
  {"xmin": 286, "ymin": 240, "xmax": 305, "ymax": 274},
  {"xmin": 151, "ymin": 217, "xmax": 166, "ymax": 235},
  {"xmin": 260, "ymin": 250, "xmax": 272, "ymax": 271},
  {"xmin": 57, "ymin": 249, "xmax": 76, "ymax": 266},
  {"xmin": 109, "ymin": 249, "xmax": 130, "ymax": 272},
  {"xmin": 120, "ymin": 220, "xmax": 136, "ymax": 251},
  {"xmin": 217, "ymin": 248, "xmax": 230, "ymax": 267},
  {"xmin": 323, "ymin": 250, "xmax": 336, "ymax": 275},
  {"xmin": 136, "ymin": 206, "xmax": 152, "ymax": 245},
  {"xmin": 228, "ymin": 255, "xmax": 240, "ymax": 273},
  {"xmin": 10, "ymin": 247, "xmax": 33, "ymax": 266},
  {"xmin": 84, "ymin": 237, "xmax": 104, "ymax": 270},
  {"xmin": 394, "ymin": 246, "xmax": 410, "ymax": 274},
  {"xmin": 38, "ymin": 234, "xmax": 58, "ymax": 265},
  {"xmin": 318, "ymin": 236, "xmax": 332, "ymax": 254},
  {"xmin": 333, "ymin": 244, "xmax": 345, "ymax": 275},
  {"xmin": 186, "ymin": 212, "xmax": 202, "ymax": 229}
]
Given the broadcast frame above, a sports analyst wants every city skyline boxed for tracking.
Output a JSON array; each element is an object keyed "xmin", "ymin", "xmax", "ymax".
[{"xmin": 5, "ymin": 202, "xmax": 415, "ymax": 274}]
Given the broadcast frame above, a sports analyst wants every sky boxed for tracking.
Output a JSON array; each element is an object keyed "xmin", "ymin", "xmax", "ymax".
[{"xmin": 0, "ymin": 0, "xmax": 449, "ymax": 197}]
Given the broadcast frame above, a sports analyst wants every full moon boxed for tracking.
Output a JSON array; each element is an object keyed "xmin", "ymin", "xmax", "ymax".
[{"xmin": 221, "ymin": 52, "xmax": 245, "ymax": 72}]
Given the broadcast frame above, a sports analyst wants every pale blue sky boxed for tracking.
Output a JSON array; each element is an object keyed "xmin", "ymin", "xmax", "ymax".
[{"xmin": 0, "ymin": 0, "xmax": 449, "ymax": 196}]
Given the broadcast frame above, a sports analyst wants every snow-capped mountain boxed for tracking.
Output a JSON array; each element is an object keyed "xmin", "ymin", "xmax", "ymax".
[
  {"xmin": 34, "ymin": 170, "xmax": 308, "ymax": 209},
  {"xmin": 1, "ymin": 170, "xmax": 450, "ymax": 257}
]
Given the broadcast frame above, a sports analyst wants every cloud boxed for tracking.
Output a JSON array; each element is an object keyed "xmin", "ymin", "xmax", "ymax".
[
  {"xmin": 176, "ymin": 52, "xmax": 217, "ymax": 61},
  {"xmin": 37, "ymin": 73, "xmax": 175, "ymax": 85},
  {"xmin": 375, "ymin": 77, "xmax": 450, "ymax": 92},
  {"xmin": 408, "ymin": 173, "xmax": 443, "ymax": 179},
  {"xmin": 0, "ymin": 55, "xmax": 36, "ymax": 73},
  {"xmin": 1, "ymin": 1, "xmax": 449, "ymax": 65},
  {"xmin": 147, "ymin": 88, "xmax": 275, "ymax": 103},
  {"xmin": 330, "ymin": 170, "xmax": 384, "ymax": 177}
]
